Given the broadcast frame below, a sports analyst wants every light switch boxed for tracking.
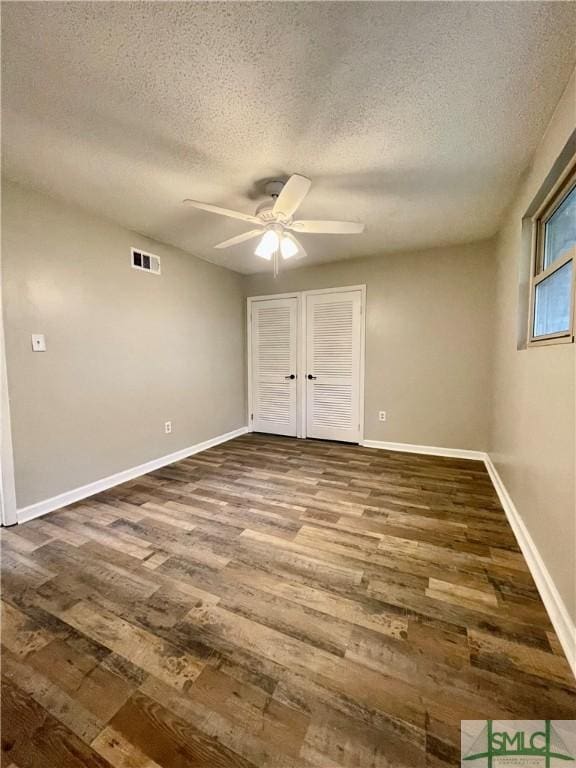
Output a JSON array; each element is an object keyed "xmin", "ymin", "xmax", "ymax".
[{"xmin": 31, "ymin": 334, "xmax": 46, "ymax": 352}]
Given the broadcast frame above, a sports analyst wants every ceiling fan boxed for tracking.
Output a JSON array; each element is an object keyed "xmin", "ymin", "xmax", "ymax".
[{"xmin": 184, "ymin": 174, "xmax": 365, "ymax": 275}]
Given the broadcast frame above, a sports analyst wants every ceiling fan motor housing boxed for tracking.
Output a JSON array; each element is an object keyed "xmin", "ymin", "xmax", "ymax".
[
  {"xmin": 256, "ymin": 180, "xmax": 290, "ymax": 223},
  {"xmin": 255, "ymin": 201, "xmax": 281, "ymax": 222}
]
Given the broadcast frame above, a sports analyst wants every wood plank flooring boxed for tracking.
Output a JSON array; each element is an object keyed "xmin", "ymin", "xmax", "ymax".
[{"xmin": 1, "ymin": 434, "xmax": 574, "ymax": 767}]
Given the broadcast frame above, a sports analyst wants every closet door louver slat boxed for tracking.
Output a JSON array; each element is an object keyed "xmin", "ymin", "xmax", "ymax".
[
  {"xmin": 306, "ymin": 291, "xmax": 362, "ymax": 442},
  {"xmin": 251, "ymin": 298, "xmax": 298, "ymax": 436}
]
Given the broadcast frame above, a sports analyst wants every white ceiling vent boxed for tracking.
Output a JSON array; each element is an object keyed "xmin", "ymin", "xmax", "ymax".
[{"xmin": 131, "ymin": 247, "xmax": 161, "ymax": 274}]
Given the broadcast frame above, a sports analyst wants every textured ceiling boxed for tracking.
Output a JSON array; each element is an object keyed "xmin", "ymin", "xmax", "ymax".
[{"xmin": 2, "ymin": 2, "xmax": 576, "ymax": 274}]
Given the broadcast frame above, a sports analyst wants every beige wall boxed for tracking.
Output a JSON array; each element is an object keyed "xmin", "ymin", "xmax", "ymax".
[
  {"xmin": 489, "ymin": 70, "xmax": 576, "ymax": 622},
  {"xmin": 245, "ymin": 241, "xmax": 495, "ymax": 451},
  {"xmin": 2, "ymin": 179, "xmax": 246, "ymax": 508}
]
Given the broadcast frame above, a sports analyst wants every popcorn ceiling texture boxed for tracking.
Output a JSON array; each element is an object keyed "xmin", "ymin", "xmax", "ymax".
[{"xmin": 2, "ymin": 1, "xmax": 576, "ymax": 273}]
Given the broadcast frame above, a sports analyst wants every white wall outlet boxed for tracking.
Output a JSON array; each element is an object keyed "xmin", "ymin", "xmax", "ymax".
[
  {"xmin": 378, "ymin": 411, "xmax": 387, "ymax": 422},
  {"xmin": 31, "ymin": 334, "xmax": 46, "ymax": 352},
  {"xmin": 164, "ymin": 421, "xmax": 172, "ymax": 434}
]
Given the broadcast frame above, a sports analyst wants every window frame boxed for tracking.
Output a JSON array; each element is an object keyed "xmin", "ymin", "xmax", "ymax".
[{"xmin": 528, "ymin": 164, "xmax": 576, "ymax": 347}]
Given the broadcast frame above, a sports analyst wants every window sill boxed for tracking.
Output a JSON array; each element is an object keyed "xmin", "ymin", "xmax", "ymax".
[{"xmin": 527, "ymin": 334, "xmax": 574, "ymax": 348}]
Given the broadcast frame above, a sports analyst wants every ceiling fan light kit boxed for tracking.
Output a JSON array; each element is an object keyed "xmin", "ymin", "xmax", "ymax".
[
  {"xmin": 184, "ymin": 174, "xmax": 365, "ymax": 275},
  {"xmin": 254, "ymin": 229, "xmax": 278, "ymax": 260},
  {"xmin": 253, "ymin": 227, "xmax": 299, "ymax": 262},
  {"xmin": 280, "ymin": 234, "xmax": 298, "ymax": 259}
]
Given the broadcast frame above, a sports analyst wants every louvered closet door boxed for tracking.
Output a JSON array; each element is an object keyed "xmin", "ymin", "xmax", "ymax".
[
  {"xmin": 306, "ymin": 290, "xmax": 362, "ymax": 442},
  {"xmin": 251, "ymin": 298, "xmax": 298, "ymax": 437}
]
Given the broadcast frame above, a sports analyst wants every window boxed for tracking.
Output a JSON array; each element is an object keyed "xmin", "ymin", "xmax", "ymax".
[{"xmin": 529, "ymin": 167, "xmax": 576, "ymax": 344}]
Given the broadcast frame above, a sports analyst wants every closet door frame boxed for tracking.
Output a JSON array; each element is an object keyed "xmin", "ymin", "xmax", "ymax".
[
  {"xmin": 247, "ymin": 291, "xmax": 305, "ymax": 438},
  {"xmin": 247, "ymin": 285, "xmax": 366, "ymax": 442}
]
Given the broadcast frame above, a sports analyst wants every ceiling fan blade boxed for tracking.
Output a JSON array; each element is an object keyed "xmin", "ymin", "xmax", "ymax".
[
  {"xmin": 272, "ymin": 174, "xmax": 312, "ymax": 219},
  {"xmin": 214, "ymin": 229, "xmax": 263, "ymax": 249},
  {"xmin": 183, "ymin": 199, "xmax": 260, "ymax": 224},
  {"xmin": 290, "ymin": 219, "xmax": 365, "ymax": 234}
]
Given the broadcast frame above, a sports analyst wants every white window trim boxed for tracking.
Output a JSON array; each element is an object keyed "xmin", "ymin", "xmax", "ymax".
[{"xmin": 527, "ymin": 163, "xmax": 576, "ymax": 347}]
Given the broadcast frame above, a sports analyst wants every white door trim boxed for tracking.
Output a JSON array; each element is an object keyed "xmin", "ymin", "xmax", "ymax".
[
  {"xmin": 247, "ymin": 293, "xmax": 304, "ymax": 438},
  {"xmin": 302, "ymin": 285, "xmax": 366, "ymax": 443},
  {"xmin": 0, "ymin": 275, "xmax": 18, "ymax": 526},
  {"xmin": 247, "ymin": 285, "xmax": 366, "ymax": 443}
]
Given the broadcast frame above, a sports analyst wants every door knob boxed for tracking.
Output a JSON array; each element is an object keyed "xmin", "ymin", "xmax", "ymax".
[
  {"xmin": 285, "ymin": 374, "xmax": 296, "ymax": 380},
  {"xmin": 307, "ymin": 374, "xmax": 317, "ymax": 380}
]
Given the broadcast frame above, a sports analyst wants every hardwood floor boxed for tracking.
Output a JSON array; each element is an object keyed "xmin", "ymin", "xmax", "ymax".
[{"xmin": 1, "ymin": 433, "xmax": 574, "ymax": 768}]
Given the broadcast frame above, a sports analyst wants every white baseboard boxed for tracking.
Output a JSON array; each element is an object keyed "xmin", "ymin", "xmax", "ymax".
[
  {"xmin": 361, "ymin": 439, "xmax": 487, "ymax": 462},
  {"xmin": 17, "ymin": 426, "xmax": 249, "ymax": 524},
  {"xmin": 484, "ymin": 456, "xmax": 576, "ymax": 679}
]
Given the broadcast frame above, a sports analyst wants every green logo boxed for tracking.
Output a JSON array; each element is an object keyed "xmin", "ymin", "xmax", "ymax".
[{"xmin": 463, "ymin": 720, "xmax": 574, "ymax": 766}]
